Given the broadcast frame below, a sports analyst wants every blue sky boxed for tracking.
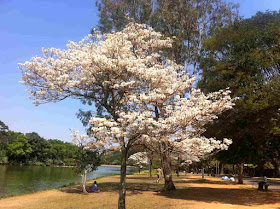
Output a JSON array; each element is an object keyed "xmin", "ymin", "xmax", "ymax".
[{"xmin": 0, "ymin": 0, "xmax": 279, "ymax": 142}]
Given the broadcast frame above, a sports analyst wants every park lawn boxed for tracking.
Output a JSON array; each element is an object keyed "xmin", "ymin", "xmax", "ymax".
[{"xmin": 0, "ymin": 173, "xmax": 279, "ymax": 209}]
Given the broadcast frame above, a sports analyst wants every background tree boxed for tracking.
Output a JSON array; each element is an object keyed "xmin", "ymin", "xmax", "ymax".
[
  {"xmin": 71, "ymin": 131, "xmax": 101, "ymax": 194},
  {"xmin": 96, "ymin": 0, "xmax": 239, "ymax": 71},
  {"xmin": 0, "ymin": 120, "xmax": 9, "ymax": 132},
  {"xmin": 26, "ymin": 132, "xmax": 51, "ymax": 163},
  {"xmin": 0, "ymin": 120, "xmax": 9, "ymax": 163},
  {"xmin": 128, "ymin": 152, "xmax": 148, "ymax": 173},
  {"xmin": 198, "ymin": 11, "xmax": 280, "ymax": 182},
  {"xmin": 101, "ymin": 150, "xmax": 122, "ymax": 165},
  {"xmin": 0, "ymin": 122, "xmax": 84, "ymax": 166},
  {"xmin": 7, "ymin": 132, "xmax": 32, "ymax": 163}
]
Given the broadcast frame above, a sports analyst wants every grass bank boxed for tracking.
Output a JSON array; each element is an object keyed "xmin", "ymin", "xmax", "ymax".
[{"xmin": 0, "ymin": 173, "xmax": 279, "ymax": 209}]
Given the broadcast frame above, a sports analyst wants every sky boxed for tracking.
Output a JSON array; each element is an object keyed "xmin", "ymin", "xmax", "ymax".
[{"xmin": 0, "ymin": 0, "xmax": 280, "ymax": 142}]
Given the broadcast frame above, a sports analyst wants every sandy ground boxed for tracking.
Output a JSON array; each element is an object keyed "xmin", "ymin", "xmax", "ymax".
[{"xmin": 0, "ymin": 173, "xmax": 279, "ymax": 209}]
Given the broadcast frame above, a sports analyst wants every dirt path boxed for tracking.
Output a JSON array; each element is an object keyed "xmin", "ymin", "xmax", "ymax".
[{"xmin": 0, "ymin": 173, "xmax": 279, "ymax": 209}]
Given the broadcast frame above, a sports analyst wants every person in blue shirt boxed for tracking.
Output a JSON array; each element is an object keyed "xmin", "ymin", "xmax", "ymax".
[{"xmin": 92, "ymin": 181, "xmax": 98, "ymax": 192}]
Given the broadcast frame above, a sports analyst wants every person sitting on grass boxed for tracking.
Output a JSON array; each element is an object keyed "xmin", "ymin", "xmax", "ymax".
[{"xmin": 92, "ymin": 181, "xmax": 98, "ymax": 193}]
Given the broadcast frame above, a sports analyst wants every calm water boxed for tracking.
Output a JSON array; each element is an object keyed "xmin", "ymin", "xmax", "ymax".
[{"xmin": 0, "ymin": 165, "xmax": 136, "ymax": 198}]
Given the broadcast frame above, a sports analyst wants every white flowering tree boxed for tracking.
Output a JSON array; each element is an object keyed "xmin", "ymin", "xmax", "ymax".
[
  {"xmin": 128, "ymin": 152, "xmax": 148, "ymax": 173},
  {"xmin": 20, "ymin": 23, "xmax": 234, "ymax": 208},
  {"xmin": 137, "ymin": 89, "xmax": 234, "ymax": 190}
]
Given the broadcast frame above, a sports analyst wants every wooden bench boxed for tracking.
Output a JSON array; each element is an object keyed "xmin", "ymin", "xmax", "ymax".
[{"xmin": 258, "ymin": 182, "xmax": 270, "ymax": 191}]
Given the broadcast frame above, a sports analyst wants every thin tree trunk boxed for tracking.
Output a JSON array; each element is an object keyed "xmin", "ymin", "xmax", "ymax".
[
  {"xmin": 149, "ymin": 159, "xmax": 152, "ymax": 178},
  {"xmin": 221, "ymin": 164, "xmax": 224, "ymax": 175},
  {"xmin": 276, "ymin": 159, "xmax": 280, "ymax": 177},
  {"xmin": 202, "ymin": 167, "xmax": 204, "ymax": 179},
  {"xmin": 161, "ymin": 144, "xmax": 175, "ymax": 191},
  {"xmin": 118, "ymin": 147, "xmax": 128, "ymax": 209},
  {"xmin": 237, "ymin": 163, "xmax": 244, "ymax": 184},
  {"xmin": 82, "ymin": 170, "xmax": 88, "ymax": 194},
  {"xmin": 177, "ymin": 156, "xmax": 180, "ymax": 177}
]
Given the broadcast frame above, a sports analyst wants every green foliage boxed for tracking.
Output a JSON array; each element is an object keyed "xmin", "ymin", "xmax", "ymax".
[
  {"xmin": 64, "ymin": 158, "xmax": 76, "ymax": 166},
  {"xmin": 0, "ymin": 121, "xmax": 95, "ymax": 167},
  {"xmin": 48, "ymin": 139, "xmax": 79, "ymax": 162},
  {"xmin": 101, "ymin": 150, "xmax": 122, "ymax": 165},
  {"xmin": 0, "ymin": 150, "xmax": 8, "ymax": 163},
  {"xmin": 96, "ymin": 0, "xmax": 239, "ymax": 67},
  {"xmin": 74, "ymin": 148, "xmax": 101, "ymax": 175},
  {"xmin": 26, "ymin": 132, "xmax": 51, "ymax": 163},
  {"xmin": 0, "ymin": 120, "xmax": 9, "ymax": 132},
  {"xmin": 7, "ymin": 132, "xmax": 32, "ymax": 162},
  {"xmin": 198, "ymin": 11, "xmax": 280, "ymax": 173},
  {"xmin": 247, "ymin": 164, "xmax": 258, "ymax": 169}
]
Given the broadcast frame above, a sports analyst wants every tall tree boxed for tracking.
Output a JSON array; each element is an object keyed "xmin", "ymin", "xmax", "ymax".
[
  {"xmin": 96, "ymin": 0, "xmax": 239, "ymax": 71},
  {"xmin": 198, "ymin": 11, "xmax": 280, "ymax": 182},
  {"xmin": 20, "ymin": 23, "xmax": 234, "ymax": 209}
]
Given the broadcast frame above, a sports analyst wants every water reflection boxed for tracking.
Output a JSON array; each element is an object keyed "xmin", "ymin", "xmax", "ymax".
[{"xmin": 0, "ymin": 165, "xmax": 135, "ymax": 198}]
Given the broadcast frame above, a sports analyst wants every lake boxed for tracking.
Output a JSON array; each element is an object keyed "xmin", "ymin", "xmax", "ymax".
[{"xmin": 0, "ymin": 165, "xmax": 136, "ymax": 198}]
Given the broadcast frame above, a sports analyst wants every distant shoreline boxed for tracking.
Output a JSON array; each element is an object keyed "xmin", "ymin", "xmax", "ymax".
[
  {"xmin": 101, "ymin": 164, "xmax": 134, "ymax": 168},
  {"xmin": 0, "ymin": 164, "xmax": 134, "ymax": 168}
]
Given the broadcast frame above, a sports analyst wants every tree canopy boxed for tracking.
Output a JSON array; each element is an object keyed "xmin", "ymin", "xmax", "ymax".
[{"xmin": 198, "ymin": 11, "xmax": 280, "ymax": 178}]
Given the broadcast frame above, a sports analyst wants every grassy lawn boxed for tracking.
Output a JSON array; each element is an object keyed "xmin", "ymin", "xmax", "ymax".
[{"xmin": 0, "ymin": 172, "xmax": 279, "ymax": 209}]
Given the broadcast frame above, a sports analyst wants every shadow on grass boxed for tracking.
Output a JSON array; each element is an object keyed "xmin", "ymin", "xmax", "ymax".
[
  {"xmin": 60, "ymin": 175, "xmax": 280, "ymax": 206},
  {"xmin": 157, "ymin": 186, "xmax": 280, "ymax": 206},
  {"xmin": 126, "ymin": 176, "xmax": 156, "ymax": 180},
  {"xmin": 60, "ymin": 181, "xmax": 162, "ymax": 196},
  {"xmin": 175, "ymin": 178, "xmax": 236, "ymax": 185}
]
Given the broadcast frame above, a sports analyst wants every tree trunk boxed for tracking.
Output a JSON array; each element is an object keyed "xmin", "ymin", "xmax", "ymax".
[
  {"xmin": 237, "ymin": 163, "xmax": 244, "ymax": 184},
  {"xmin": 177, "ymin": 156, "xmax": 180, "ymax": 177},
  {"xmin": 118, "ymin": 147, "xmax": 128, "ymax": 209},
  {"xmin": 220, "ymin": 164, "xmax": 224, "ymax": 175},
  {"xmin": 276, "ymin": 159, "xmax": 280, "ymax": 177},
  {"xmin": 202, "ymin": 167, "xmax": 204, "ymax": 179},
  {"xmin": 82, "ymin": 170, "xmax": 88, "ymax": 194},
  {"xmin": 149, "ymin": 159, "xmax": 153, "ymax": 178},
  {"xmin": 161, "ymin": 144, "xmax": 175, "ymax": 191}
]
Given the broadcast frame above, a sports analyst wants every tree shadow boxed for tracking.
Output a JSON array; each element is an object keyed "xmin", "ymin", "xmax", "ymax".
[
  {"xmin": 157, "ymin": 186, "xmax": 280, "ymax": 206},
  {"xmin": 59, "ymin": 181, "xmax": 162, "ymax": 195},
  {"xmin": 59, "ymin": 175, "xmax": 280, "ymax": 206},
  {"xmin": 176, "ymin": 178, "xmax": 236, "ymax": 185},
  {"xmin": 126, "ymin": 176, "xmax": 155, "ymax": 180}
]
